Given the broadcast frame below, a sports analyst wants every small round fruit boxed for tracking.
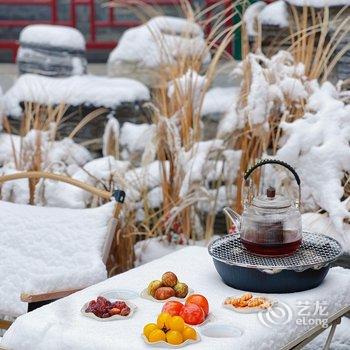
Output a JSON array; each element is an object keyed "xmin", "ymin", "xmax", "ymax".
[
  {"xmin": 148, "ymin": 329, "xmax": 166, "ymax": 343},
  {"xmin": 162, "ymin": 301, "xmax": 184, "ymax": 316},
  {"xmin": 169, "ymin": 316, "xmax": 185, "ymax": 332},
  {"xmin": 166, "ymin": 330, "xmax": 183, "ymax": 345},
  {"xmin": 143, "ymin": 323, "xmax": 158, "ymax": 339},
  {"xmin": 147, "ymin": 280, "xmax": 163, "ymax": 297},
  {"xmin": 186, "ymin": 294, "xmax": 209, "ymax": 317},
  {"xmin": 162, "ymin": 272, "xmax": 178, "ymax": 287},
  {"xmin": 154, "ymin": 287, "xmax": 175, "ymax": 300},
  {"xmin": 182, "ymin": 326, "xmax": 197, "ymax": 341},
  {"xmin": 157, "ymin": 312, "xmax": 172, "ymax": 330},
  {"xmin": 173, "ymin": 282, "xmax": 189, "ymax": 298},
  {"xmin": 179, "ymin": 303, "xmax": 205, "ymax": 325}
]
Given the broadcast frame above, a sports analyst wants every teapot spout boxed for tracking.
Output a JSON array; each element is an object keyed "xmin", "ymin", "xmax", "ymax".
[{"xmin": 223, "ymin": 207, "xmax": 241, "ymax": 233}]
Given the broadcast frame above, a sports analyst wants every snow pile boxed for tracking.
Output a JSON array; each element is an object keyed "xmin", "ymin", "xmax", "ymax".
[
  {"xmin": 0, "ymin": 200, "xmax": 114, "ymax": 317},
  {"xmin": 120, "ymin": 122, "xmax": 155, "ymax": 160},
  {"xmin": 286, "ymin": 0, "xmax": 349, "ymax": 7},
  {"xmin": 4, "ymin": 74, "xmax": 150, "ymax": 117},
  {"xmin": 201, "ymin": 87, "xmax": 240, "ymax": 118},
  {"xmin": 168, "ymin": 69, "xmax": 207, "ymax": 110},
  {"xmin": 243, "ymin": 1, "xmax": 267, "ymax": 36},
  {"xmin": 259, "ymin": 1, "xmax": 289, "ymax": 28},
  {"xmin": 276, "ymin": 81, "xmax": 350, "ymax": 246},
  {"xmin": 218, "ymin": 51, "xmax": 306, "ymax": 136},
  {"xmin": 19, "ymin": 24, "xmax": 86, "ymax": 50},
  {"xmin": 0, "ymin": 130, "xmax": 92, "ymax": 206},
  {"xmin": 243, "ymin": 1, "xmax": 289, "ymax": 36},
  {"xmin": 108, "ymin": 16, "xmax": 210, "ymax": 69}
]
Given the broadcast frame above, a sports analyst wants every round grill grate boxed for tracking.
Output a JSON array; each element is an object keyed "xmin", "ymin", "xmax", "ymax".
[{"xmin": 208, "ymin": 231, "xmax": 343, "ymax": 272}]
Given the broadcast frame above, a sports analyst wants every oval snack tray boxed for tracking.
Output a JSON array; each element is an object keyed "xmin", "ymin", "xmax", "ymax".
[
  {"xmin": 140, "ymin": 288, "xmax": 194, "ymax": 303},
  {"xmin": 81, "ymin": 300, "xmax": 137, "ymax": 321},
  {"xmin": 142, "ymin": 334, "xmax": 201, "ymax": 348},
  {"xmin": 223, "ymin": 296, "xmax": 277, "ymax": 314}
]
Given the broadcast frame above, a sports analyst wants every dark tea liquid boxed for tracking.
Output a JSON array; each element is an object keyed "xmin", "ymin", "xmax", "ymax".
[{"xmin": 241, "ymin": 238, "xmax": 302, "ymax": 257}]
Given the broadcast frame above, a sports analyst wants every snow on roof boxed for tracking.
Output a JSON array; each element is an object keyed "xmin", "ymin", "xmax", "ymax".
[
  {"xmin": 0, "ymin": 200, "xmax": 114, "ymax": 316},
  {"xmin": 4, "ymin": 74, "xmax": 150, "ymax": 117},
  {"xmin": 108, "ymin": 16, "xmax": 210, "ymax": 68},
  {"xmin": 286, "ymin": 0, "xmax": 350, "ymax": 7},
  {"xmin": 19, "ymin": 24, "xmax": 86, "ymax": 50}
]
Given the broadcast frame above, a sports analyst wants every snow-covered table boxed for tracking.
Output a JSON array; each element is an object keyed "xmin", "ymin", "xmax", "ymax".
[{"xmin": 1, "ymin": 247, "xmax": 350, "ymax": 350}]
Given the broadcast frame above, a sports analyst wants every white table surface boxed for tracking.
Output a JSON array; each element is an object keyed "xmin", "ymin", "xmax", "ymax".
[{"xmin": 2, "ymin": 246, "xmax": 350, "ymax": 350}]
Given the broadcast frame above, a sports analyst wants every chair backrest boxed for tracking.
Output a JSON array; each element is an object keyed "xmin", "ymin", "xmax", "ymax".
[{"xmin": 0, "ymin": 171, "xmax": 124, "ymax": 317}]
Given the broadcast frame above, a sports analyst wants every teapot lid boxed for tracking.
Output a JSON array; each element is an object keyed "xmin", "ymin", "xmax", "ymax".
[{"xmin": 252, "ymin": 186, "xmax": 291, "ymax": 209}]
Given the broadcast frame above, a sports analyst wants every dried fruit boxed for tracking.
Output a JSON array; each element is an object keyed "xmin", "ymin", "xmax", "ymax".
[
  {"xmin": 147, "ymin": 280, "xmax": 163, "ymax": 297},
  {"xmin": 154, "ymin": 287, "xmax": 175, "ymax": 300},
  {"xmin": 162, "ymin": 272, "xmax": 178, "ymax": 287},
  {"xmin": 173, "ymin": 282, "xmax": 188, "ymax": 298},
  {"xmin": 85, "ymin": 296, "xmax": 130, "ymax": 318}
]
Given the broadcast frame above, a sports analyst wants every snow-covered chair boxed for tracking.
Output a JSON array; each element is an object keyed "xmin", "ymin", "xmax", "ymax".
[{"xmin": 0, "ymin": 171, "xmax": 125, "ymax": 330}]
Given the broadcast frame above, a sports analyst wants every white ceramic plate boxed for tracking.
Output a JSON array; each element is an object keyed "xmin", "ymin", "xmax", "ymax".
[
  {"xmin": 81, "ymin": 300, "xmax": 137, "ymax": 321},
  {"xmin": 222, "ymin": 296, "xmax": 277, "ymax": 314},
  {"xmin": 142, "ymin": 333, "xmax": 200, "ymax": 348},
  {"xmin": 140, "ymin": 288, "xmax": 194, "ymax": 303}
]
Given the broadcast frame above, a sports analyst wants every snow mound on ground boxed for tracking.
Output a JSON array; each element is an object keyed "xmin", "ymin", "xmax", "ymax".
[
  {"xmin": 108, "ymin": 16, "xmax": 210, "ymax": 68},
  {"xmin": 4, "ymin": 74, "xmax": 150, "ymax": 117},
  {"xmin": 20, "ymin": 24, "xmax": 86, "ymax": 50},
  {"xmin": 0, "ymin": 200, "xmax": 114, "ymax": 317}
]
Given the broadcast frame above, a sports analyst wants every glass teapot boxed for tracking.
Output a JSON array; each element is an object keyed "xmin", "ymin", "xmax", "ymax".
[{"xmin": 224, "ymin": 159, "xmax": 302, "ymax": 257}]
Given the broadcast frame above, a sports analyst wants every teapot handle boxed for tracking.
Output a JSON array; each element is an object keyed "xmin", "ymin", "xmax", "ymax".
[{"xmin": 244, "ymin": 159, "xmax": 301, "ymax": 208}]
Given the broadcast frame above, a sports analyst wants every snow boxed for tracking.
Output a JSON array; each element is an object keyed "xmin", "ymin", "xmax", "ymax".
[
  {"xmin": 19, "ymin": 24, "xmax": 86, "ymax": 50},
  {"xmin": 243, "ymin": 1, "xmax": 289, "ymax": 36},
  {"xmin": 243, "ymin": 1, "xmax": 266, "ymax": 36},
  {"xmin": 0, "ymin": 200, "xmax": 114, "ymax": 317},
  {"xmin": 168, "ymin": 69, "xmax": 206, "ymax": 110},
  {"xmin": 4, "ymin": 74, "xmax": 150, "ymax": 117},
  {"xmin": 102, "ymin": 115, "xmax": 120, "ymax": 158},
  {"xmin": 201, "ymin": 87, "xmax": 240, "ymax": 117},
  {"xmin": 2, "ymin": 247, "xmax": 350, "ymax": 350},
  {"xmin": 286, "ymin": 0, "xmax": 350, "ymax": 7},
  {"xmin": 259, "ymin": 1, "xmax": 289, "ymax": 28},
  {"xmin": 108, "ymin": 16, "xmax": 210, "ymax": 69},
  {"xmin": 276, "ymin": 81, "xmax": 350, "ymax": 246},
  {"xmin": 302, "ymin": 213, "xmax": 350, "ymax": 253},
  {"xmin": 120, "ymin": 122, "xmax": 155, "ymax": 155}
]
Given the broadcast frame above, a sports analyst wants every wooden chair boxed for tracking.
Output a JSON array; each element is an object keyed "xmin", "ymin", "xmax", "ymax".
[{"xmin": 0, "ymin": 171, "xmax": 125, "ymax": 330}]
